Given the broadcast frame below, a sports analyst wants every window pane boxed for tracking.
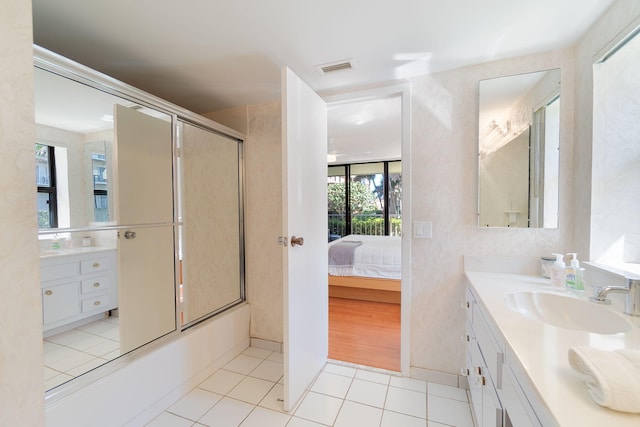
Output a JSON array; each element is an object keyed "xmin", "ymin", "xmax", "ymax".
[
  {"xmin": 35, "ymin": 144, "xmax": 51, "ymax": 187},
  {"xmin": 351, "ymin": 162, "xmax": 384, "ymax": 236},
  {"xmin": 389, "ymin": 161, "xmax": 402, "ymax": 236},
  {"xmin": 327, "ymin": 166, "xmax": 346, "ymax": 239},
  {"xmin": 37, "ymin": 192, "xmax": 51, "ymax": 228}
]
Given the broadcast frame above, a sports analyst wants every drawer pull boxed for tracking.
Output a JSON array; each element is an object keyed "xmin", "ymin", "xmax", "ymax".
[
  {"xmin": 45, "ymin": 290, "xmax": 53, "ymax": 296},
  {"xmin": 93, "ymin": 282, "xmax": 101, "ymax": 288},
  {"xmin": 94, "ymin": 301, "xmax": 101, "ymax": 306},
  {"xmin": 93, "ymin": 262, "xmax": 100, "ymax": 268},
  {"xmin": 476, "ymin": 366, "xmax": 482, "ymax": 375},
  {"xmin": 480, "ymin": 376, "xmax": 486, "ymax": 386}
]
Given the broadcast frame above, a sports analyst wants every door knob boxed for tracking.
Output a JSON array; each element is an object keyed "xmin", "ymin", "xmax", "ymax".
[
  {"xmin": 124, "ymin": 230, "xmax": 137, "ymax": 239},
  {"xmin": 290, "ymin": 236, "xmax": 304, "ymax": 247}
]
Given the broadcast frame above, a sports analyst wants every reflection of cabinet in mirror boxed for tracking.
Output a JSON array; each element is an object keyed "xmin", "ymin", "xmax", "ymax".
[
  {"xmin": 478, "ymin": 69, "xmax": 560, "ymax": 228},
  {"xmin": 41, "ymin": 249, "xmax": 117, "ymax": 333}
]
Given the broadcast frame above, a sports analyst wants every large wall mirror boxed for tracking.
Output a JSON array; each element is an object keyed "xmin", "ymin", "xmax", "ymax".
[
  {"xmin": 35, "ymin": 48, "xmax": 245, "ymax": 394},
  {"xmin": 478, "ymin": 69, "xmax": 560, "ymax": 228}
]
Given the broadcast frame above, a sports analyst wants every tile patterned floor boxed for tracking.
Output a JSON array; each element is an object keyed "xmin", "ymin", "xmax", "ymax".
[
  {"xmin": 146, "ymin": 347, "xmax": 474, "ymax": 427},
  {"xmin": 43, "ymin": 316, "xmax": 120, "ymax": 390}
]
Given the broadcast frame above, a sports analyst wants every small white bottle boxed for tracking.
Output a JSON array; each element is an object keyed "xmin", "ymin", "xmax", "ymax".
[
  {"xmin": 565, "ymin": 253, "xmax": 579, "ymax": 289},
  {"xmin": 550, "ymin": 253, "xmax": 566, "ymax": 287}
]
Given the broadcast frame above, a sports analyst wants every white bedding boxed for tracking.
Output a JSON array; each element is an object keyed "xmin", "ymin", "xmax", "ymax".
[{"xmin": 328, "ymin": 235, "xmax": 401, "ymax": 279}]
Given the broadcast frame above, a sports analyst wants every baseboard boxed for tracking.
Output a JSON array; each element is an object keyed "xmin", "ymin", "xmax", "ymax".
[
  {"xmin": 250, "ymin": 337, "xmax": 283, "ymax": 353},
  {"xmin": 410, "ymin": 366, "xmax": 464, "ymax": 388}
]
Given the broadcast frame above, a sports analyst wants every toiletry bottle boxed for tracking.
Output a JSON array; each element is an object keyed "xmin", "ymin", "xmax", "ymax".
[
  {"xmin": 575, "ymin": 268, "xmax": 586, "ymax": 291},
  {"xmin": 550, "ymin": 253, "xmax": 566, "ymax": 287},
  {"xmin": 565, "ymin": 253, "xmax": 579, "ymax": 289}
]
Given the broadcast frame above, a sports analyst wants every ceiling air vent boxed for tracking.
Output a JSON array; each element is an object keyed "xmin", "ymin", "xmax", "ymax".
[{"xmin": 317, "ymin": 59, "xmax": 355, "ymax": 75}]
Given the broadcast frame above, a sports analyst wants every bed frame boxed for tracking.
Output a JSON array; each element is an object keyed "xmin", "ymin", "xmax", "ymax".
[{"xmin": 328, "ymin": 274, "xmax": 401, "ymax": 304}]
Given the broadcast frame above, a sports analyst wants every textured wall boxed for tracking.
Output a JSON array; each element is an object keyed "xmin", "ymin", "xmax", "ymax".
[
  {"xmin": 409, "ymin": 49, "xmax": 574, "ymax": 375},
  {"xmin": 0, "ymin": 0, "xmax": 46, "ymax": 425}
]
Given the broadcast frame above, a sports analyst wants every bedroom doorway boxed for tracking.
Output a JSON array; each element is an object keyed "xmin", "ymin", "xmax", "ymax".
[{"xmin": 325, "ymin": 86, "xmax": 410, "ymax": 373}]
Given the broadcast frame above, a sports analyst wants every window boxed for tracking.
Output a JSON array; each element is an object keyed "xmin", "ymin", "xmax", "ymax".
[
  {"xmin": 36, "ymin": 143, "xmax": 58, "ymax": 228},
  {"xmin": 327, "ymin": 161, "xmax": 402, "ymax": 239},
  {"xmin": 592, "ymin": 27, "xmax": 640, "ymax": 270}
]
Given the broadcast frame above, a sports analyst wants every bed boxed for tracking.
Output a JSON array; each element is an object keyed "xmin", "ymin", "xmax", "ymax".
[{"xmin": 328, "ymin": 235, "xmax": 401, "ymax": 304}]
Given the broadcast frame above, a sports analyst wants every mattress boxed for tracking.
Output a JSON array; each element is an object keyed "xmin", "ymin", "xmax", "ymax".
[{"xmin": 328, "ymin": 235, "xmax": 401, "ymax": 279}]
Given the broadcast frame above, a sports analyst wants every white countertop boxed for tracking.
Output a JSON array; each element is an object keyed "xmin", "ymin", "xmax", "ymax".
[
  {"xmin": 465, "ymin": 270, "xmax": 640, "ymax": 427},
  {"xmin": 40, "ymin": 246, "xmax": 115, "ymax": 258}
]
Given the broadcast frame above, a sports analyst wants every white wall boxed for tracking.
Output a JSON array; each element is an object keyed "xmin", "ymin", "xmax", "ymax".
[
  {"xmin": 410, "ymin": 49, "xmax": 575, "ymax": 377},
  {"xmin": 0, "ymin": 1, "xmax": 45, "ymax": 426}
]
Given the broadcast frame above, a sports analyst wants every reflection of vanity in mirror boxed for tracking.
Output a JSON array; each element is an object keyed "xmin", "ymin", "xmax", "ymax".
[
  {"xmin": 35, "ymin": 47, "xmax": 245, "ymax": 393},
  {"xmin": 478, "ymin": 69, "xmax": 560, "ymax": 228}
]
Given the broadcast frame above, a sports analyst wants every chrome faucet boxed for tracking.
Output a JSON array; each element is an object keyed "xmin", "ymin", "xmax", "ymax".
[{"xmin": 590, "ymin": 277, "xmax": 640, "ymax": 316}]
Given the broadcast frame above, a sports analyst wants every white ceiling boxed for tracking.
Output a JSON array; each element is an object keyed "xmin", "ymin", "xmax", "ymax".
[{"xmin": 32, "ymin": 0, "xmax": 615, "ymax": 115}]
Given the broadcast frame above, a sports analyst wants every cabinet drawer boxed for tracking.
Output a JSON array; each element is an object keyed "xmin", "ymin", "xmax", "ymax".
[
  {"xmin": 82, "ymin": 295, "xmax": 110, "ymax": 313},
  {"xmin": 80, "ymin": 257, "xmax": 109, "ymax": 274},
  {"xmin": 43, "ymin": 282, "xmax": 80, "ymax": 324},
  {"xmin": 81, "ymin": 276, "xmax": 111, "ymax": 294},
  {"xmin": 473, "ymin": 305, "xmax": 503, "ymax": 389},
  {"xmin": 41, "ymin": 261, "xmax": 78, "ymax": 281}
]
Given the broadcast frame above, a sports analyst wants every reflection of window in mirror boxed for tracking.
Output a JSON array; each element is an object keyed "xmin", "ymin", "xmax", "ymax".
[
  {"xmin": 36, "ymin": 143, "xmax": 70, "ymax": 229},
  {"xmin": 92, "ymin": 151, "xmax": 108, "ymax": 222},
  {"xmin": 592, "ymin": 28, "xmax": 640, "ymax": 270}
]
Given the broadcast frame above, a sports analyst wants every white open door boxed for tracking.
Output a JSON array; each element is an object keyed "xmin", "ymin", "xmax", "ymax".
[{"xmin": 282, "ymin": 67, "xmax": 328, "ymax": 411}]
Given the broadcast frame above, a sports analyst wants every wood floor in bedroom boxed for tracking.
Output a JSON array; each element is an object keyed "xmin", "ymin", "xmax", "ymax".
[{"xmin": 328, "ymin": 296, "xmax": 401, "ymax": 371}]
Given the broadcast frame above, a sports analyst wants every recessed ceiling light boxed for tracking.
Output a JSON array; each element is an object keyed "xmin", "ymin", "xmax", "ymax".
[{"xmin": 316, "ymin": 59, "xmax": 355, "ymax": 75}]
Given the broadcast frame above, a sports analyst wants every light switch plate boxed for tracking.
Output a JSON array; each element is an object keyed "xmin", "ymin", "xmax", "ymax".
[{"xmin": 413, "ymin": 221, "xmax": 432, "ymax": 238}]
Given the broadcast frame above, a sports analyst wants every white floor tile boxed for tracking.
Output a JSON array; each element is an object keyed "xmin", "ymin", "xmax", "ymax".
[
  {"xmin": 345, "ymin": 379, "xmax": 388, "ymax": 408},
  {"xmin": 385, "ymin": 386, "xmax": 427, "ymax": 419},
  {"xmin": 286, "ymin": 417, "xmax": 325, "ymax": 427},
  {"xmin": 224, "ymin": 354, "xmax": 264, "ymax": 375},
  {"xmin": 428, "ymin": 383, "xmax": 469, "ymax": 402},
  {"xmin": 390, "ymin": 376, "xmax": 427, "ymax": 393},
  {"xmin": 199, "ymin": 369, "xmax": 246, "ymax": 395},
  {"xmin": 45, "ymin": 373, "xmax": 74, "ymax": 390},
  {"xmin": 145, "ymin": 411, "xmax": 194, "ymax": 427},
  {"xmin": 427, "ymin": 395, "xmax": 473, "ymax": 427},
  {"xmin": 46, "ymin": 329, "xmax": 94, "ymax": 346},
  {"xmin": 334, "ymin": 400, "xmax": 382, "ymax": 427},
  {"xmin": 239, "ymin": 407, "xmax": 290, "ymax": 427},
  {"xmin": 267, "ymin": 352, "xmax": 284, "ymax": 363},
  {"xmin": 294, "ymin": 391, "xmax": 343, "ymax": 426},
  {"xmin": 381, "ymin": 410, "xmax": 427, "ymax": 427},
  {"xmin": 323, "ymin": 363, "xmax": 356, "ymax": 378},
  {"xmin": 355, "ymin": 369, "xmax": 390, "ymax": 385},
  {"xmin": 427, "ymin": 421, "xmax": 450, "ymax": 427},
  {"xmin": 66, "ymin": 334, "xmax": 111, "ymax": 351},
  {"xmin": 199, "ymin": 397, "xmax": 254, "ymax": 427},
  {"xmin": 83, "ymin": 339, "xmax": 120, "ymax": 357},
  {"xmin": 242, "ymin": 347, "xmax": 272, "ymax": 359},
  {"xmin": 47, "ymin": 350, "xmax": 96, "ymax": 372},
  {"xmin": 167, "ymin": 388, "xmax": 222, "ymax": 421},
  {"xmin": 227, "ymin": 376, "xmax": 276, "ymax": 405},
  {"xmin": 249, "ymin": 360, "xmax": 283, "ymax": 382},
  {"xmin": 310, "ymin": 372, "xmax": 353, "ymax": 398},
  {"xmin": 258, "ymin": 383, "xmax": 285, "ymax": 413}
]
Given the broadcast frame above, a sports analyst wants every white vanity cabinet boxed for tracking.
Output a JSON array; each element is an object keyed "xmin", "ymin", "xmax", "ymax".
[
  {"xmin": 464, "ymin": 288, "xmax": 503, "ymax": 427},
  {"xmin": 465, "ymin": 286, "xmax": 544, "ymax": 427},
  {"xmin": 40, "ymin": 249, "xmax": 117, "ymax": 333}
]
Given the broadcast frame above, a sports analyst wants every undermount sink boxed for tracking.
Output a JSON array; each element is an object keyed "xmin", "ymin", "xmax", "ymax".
[{"xmin": 504, "ymin": 291, "xmax": 632, "ymax": 334}]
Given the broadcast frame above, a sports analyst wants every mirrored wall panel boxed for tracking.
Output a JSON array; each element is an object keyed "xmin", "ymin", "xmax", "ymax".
[
  {"xmin": 478, "ymin": 69, "xmax": 560, "ymax": 228},
  {"xmin": 36, "ymin": 65, "xmax": 177, "ymax": 391}
]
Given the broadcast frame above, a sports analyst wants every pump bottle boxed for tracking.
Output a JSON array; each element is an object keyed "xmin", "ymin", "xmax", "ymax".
[
  {"xmin": 565, "ymin": 253, "xmax": 579, "ymax": 289},
  {"xmin": 550, "ymin": 253, "xmax": 566, "ymax": 287}
]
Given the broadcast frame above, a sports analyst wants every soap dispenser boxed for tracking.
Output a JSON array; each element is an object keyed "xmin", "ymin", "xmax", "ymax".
[
  {"xmin": 565, "ymin": 253, "xmax": 579, "ymax": 289},
  {"xmin": 550, "ymin": 253, "xmax": 566, "ymax": 287}
]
